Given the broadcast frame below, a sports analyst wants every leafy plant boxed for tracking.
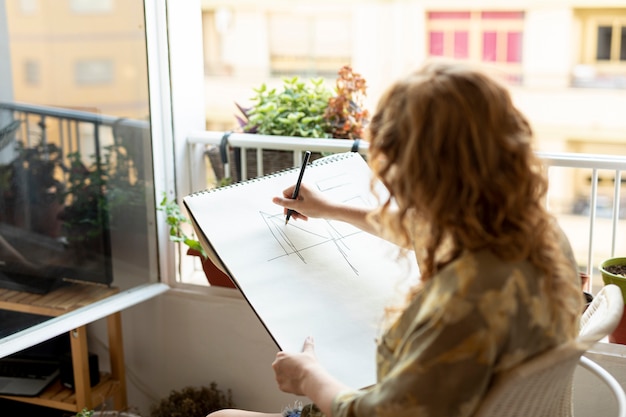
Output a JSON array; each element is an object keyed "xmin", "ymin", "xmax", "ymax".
[
  {"xmin": 0, "ymin": 139, "xmax": 67, "ymax": 236},
  {"xmin": 324, "ymin": 65, "xmax": 370, "ymax": 139},
  {"xmin": 235, "ymin": 66, "xmax": 370, "ymax": 140},
  {"xmin": 75, "ymin": 409, "xmax": 94, "ymax": 417},
  {"xmin": 59, "ymin": 151, "xmax": 109, "ymax": 244},
  {"xmin": 8, "ymin": 139, "xmax": 66, "ymax": 205},
  {"xmin": 73, "ymin": 406, "xmax": 142, "ymax": 416},
  {"xmin": 157, "ymin": 193, "xmax": 206, "ymax": 258},
  {"xmin": 236, "ymin": 76, "xmax": 333, "ymax": 138},
  {"xmin": 59, "ymin": 142, "xmax": 147, "ymax": 245},
  {"xmin": 149, "ymin": 383, "xmax": 234, "ymax": 417}
]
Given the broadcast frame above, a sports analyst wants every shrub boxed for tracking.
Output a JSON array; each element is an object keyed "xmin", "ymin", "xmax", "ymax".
[{"xmin": 149, "ymin": 383, "xmax": 234, "ymax": 417}]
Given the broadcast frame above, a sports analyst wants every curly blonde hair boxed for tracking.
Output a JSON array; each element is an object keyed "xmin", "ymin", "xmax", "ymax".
[{"xmin": 367, "ymin": 62, "xmax": 581, "ymax": 333}]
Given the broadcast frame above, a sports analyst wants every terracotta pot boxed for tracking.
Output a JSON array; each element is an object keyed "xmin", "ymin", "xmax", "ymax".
[
  {"xmin": 579, "ymin": 272, "xmax": 590, "ymax": 290},
  {"xmin": 599, "ymin": 257, "xmax": 626, "ymax": 344},
  {"xmin": 187, "ymin": 248, "xmax": 236, "ymax": 289},
  {"xmin": 609, "ymin": 312, "xmax": 626, "ymax": 344}
]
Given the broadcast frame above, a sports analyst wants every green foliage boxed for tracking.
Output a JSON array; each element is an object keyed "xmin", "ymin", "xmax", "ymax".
[
  {"xmin": 149, "ymin": 383, "xmax": 234, "ymax": 417},
  {"xmin": 59, "ymin": 143, "xmax": 146, "ymax": 244},
  {"xmin": 240, "ymin": 76, "xmax": 333, "ymax": 138},
  {"xmin": 324, "ymin": 65, "xmax": 370, "ymax": 139},
  {"xmin": 75, "ymin": 408, "xmax": 94, "ymax": 417},
  {"xmin": 60, "ymin": 151, "xmax": 109, "ymax": 242},
  {"xmin": 8, "ymin": 139, "xmax": 66, "ymax": 205},
  {"xmin": 157, "ymin": 193, "xmax": 206, "ymax": 258},
  {"xmin": 235, "ymin": 66, "xmax": 370, "ymax": 140}
]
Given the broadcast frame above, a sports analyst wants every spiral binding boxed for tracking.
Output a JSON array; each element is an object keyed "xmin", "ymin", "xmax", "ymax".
[{"xmin": 188, "ymin": 151, "xmax": 360, "ymax": 196}]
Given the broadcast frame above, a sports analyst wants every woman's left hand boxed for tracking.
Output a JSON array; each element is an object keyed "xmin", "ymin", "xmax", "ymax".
[{"xmin": 272, "ymin": 336, "xmax": 319, "ymax": 395}]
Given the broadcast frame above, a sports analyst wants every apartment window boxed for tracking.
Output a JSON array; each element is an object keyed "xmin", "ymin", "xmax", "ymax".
[
  {"xmin": 427, "ymin": 12, "xmax": 470, "ymax": 59},
  {"xmin": 75, "ymin": 60, "xmax": 114, "ymax": 85},
  {"xmin": 574, "ymin": 9, "xmax": 626, "ymax": 88},
  {"xmin": 19, "ymin": 0, "xmax": 37, "ymax": 14},
  {"xmin": 70, "ymin": 0, "xmax": 113, "ymax": 14},
  {"xmin": 597, "ymin": 26, "xmax": 613, "ymax": 60},
  {"xmin": 427, "ymin": 10, "xmax": 524, "ymax": 84},
  {"xmin": 24, "ymin": 59, "xmax": 40, "ymax": 85},
  {"xmin": 594, "ymin": 22, "xmax": 626, "ymax": 61},
  {"xmin": 622, "ymin": 27, "xmax": 626, "ymax": 60},
  {"xmin": 268, "ymin": 12, "xmax": 352, "ymax": 78}
]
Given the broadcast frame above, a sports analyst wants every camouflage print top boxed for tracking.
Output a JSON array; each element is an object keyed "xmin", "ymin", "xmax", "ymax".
[{"xmin": 303, "ymin": 238, "xmax": 580, "ymax": 417}]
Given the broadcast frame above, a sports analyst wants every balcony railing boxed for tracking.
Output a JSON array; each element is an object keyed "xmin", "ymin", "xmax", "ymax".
[
  {"xmin": 0, "ymin": 101, "xmax": 153, "ymax": 289},
  {"xmin": 187, "ymin": 131, "xmax": 626, "ymax": 291},
  {"xmin": 0, "ymin": 101, "xmax": 149, "ymax": 163}
]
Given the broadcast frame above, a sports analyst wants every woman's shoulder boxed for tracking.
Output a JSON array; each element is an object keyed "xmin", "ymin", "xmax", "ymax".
[{"xmin": 433, "ymin": 250, "xmax": 538, "ymax": 296}]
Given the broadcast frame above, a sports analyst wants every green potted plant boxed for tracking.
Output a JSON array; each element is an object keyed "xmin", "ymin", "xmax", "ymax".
[
  {"xmin": 236, "ymin": 65, "xmax": 369, "ymax": 139},
  {"xmin": 60, "ymin": 139, "xmax": 150, "ymax": 243},
  {"xmin": 149, "ymin": 383, "xmax": 234, "ymax": 417},
  {"xmin": 58, "ymin": 150, "xmax": 109, "ymax": 251},
  {"xmin": 323, "ymin": 65, "xmax": 370, "ymax": 140},
  {"xmin": 236, "ymin": 75, "xmax": 333, "ymax": 138},
  {"xmin": 216, "ymin": 65, "xmax": 370, "ymax": 181},
  {"xmin": 158, "ymin": 194, "xmax": 236, "ymax": 288},
  {"xmin": 599, "ymin": 257, "xmax": 626, "ymax": 343}
]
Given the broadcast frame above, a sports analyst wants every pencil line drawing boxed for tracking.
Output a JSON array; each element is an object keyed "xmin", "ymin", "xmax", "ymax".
[
  {"xmin": 262, "ymin": 210, "xmax": 362, "ymax": 275},
  {"xmin": 260, "ymin": 178, "xmax": 370, "ymax": 275}
]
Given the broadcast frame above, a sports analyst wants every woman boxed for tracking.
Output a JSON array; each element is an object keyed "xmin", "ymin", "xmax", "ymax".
[{"xmin": 209, "ymin": 61, "xmax": 583, "ymax": 417}]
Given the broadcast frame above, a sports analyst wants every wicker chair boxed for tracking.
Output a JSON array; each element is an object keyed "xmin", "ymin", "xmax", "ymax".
[{"xmin": 472, "ymin": 284, "xmax": 625, "ymax": 417}]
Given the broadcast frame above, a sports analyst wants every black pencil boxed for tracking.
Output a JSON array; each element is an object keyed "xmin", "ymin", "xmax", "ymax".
[{"xmin": 285, "ymin": 151, "xmax": 312, "ymax": 225}]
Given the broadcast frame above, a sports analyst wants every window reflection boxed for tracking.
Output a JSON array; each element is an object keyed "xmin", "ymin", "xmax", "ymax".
[{"xmin": 0, "ymin": 0, "xmax": 155, "ymax": 305}]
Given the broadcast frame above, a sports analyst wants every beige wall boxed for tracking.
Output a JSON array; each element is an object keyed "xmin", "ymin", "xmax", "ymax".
[{"xmin": 200, "ymin": 1, "xmax": 626, "ymax": 146}]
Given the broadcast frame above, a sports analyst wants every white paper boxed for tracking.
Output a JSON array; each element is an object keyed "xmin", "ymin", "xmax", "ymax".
[{"xmin": 184, "ymin": 152, "xmax": 420, "ymax": 389}]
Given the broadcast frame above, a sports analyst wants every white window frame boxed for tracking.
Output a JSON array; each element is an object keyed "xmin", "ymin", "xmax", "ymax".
[{"xmin": 148, "ymin": 0, "xmax": 234, "ymax": 294}]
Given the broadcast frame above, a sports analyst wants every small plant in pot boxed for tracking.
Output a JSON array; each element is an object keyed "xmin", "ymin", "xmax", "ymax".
[
  {"xmin": 323, "ymin": 65, "xmax": 370, "ymax": 139},
  {"xmin": 224, "ymin": 66, "xmax": 371, "ymax": 181},
  {"xmin": 236, "ymin": 76, "xmax": 332, "ymax": 138},
  {"xmin": 599, "ymin": 257, "xmax": 626, "ymax": 343},
  {"xmin": 158, "ymin": 194, "xmax": 236, "ymax": 288},
  {"xmin": 149, "ymin": 383, "xmax": 234, "ymax": 417},
  {"xmin": 236, "ymin": 65, "xmax": 369, "ymax": 140}
]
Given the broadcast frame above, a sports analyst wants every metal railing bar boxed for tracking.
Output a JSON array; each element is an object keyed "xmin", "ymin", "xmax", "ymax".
[
  {"xmin": 187, "ymin": 130, "xmax": 369, "ymax": 156},
  {"xmin": 588, "ymin": 169, "xmax": 599, "ymax": 277},
  {"xmin": 0, "ymin": 101, "xmax": 148, "ymax": 129},
  {"xmin": 612, "ymin": 170, "xmax": 622, "ymax": 258},
  {"xmin": 538, "ymin": 151, "xmax": 626, "ymax": 171}
]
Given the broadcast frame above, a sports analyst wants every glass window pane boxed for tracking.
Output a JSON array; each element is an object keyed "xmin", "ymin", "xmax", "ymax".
[
  {"xmin": 454, "ymin": 31, "xmax": 468, "ymax": 59},
  {"xmin": 0, "ymin": 0, "xmax": 156, "ymax": 309},
  {"xmin": 620, "ymin": 26, "xmax": 626, "ymax": 61},
  {"xmin": 507, "ymin": 32, "xmax": 522, "ymax": 63},
  {"xmin": 429, "ymin": 31, "xmax": 444, "ymax": 56},
  {"xmin": 24, "ymin": 59, "xmax": 40, "ymax": 85},
  {"xmin": 596, "ymin": 26, "xmax": 612, "ymax": 60},
  {"xmin": 483, "ymin": 31, "xmax": 497, "ymax": 62},
  {"xmin": 70, "ymin": 0, "xmax": 112, "ymax": 14},
  {"xmin": 75, "ymin": 60, "xmax": 114, "ymax": 85}
]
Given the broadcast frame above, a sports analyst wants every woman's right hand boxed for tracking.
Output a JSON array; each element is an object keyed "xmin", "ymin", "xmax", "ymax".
[{"xmin": 272, "ymin": 183, "xmax": 334, "ymax": 221}]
